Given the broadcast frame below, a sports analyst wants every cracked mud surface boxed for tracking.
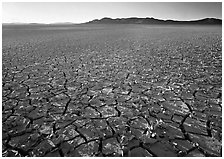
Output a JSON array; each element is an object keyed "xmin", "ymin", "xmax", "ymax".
[{"xmin": 2, "ymin": 25, "xmax": 222, "ymax": 157}]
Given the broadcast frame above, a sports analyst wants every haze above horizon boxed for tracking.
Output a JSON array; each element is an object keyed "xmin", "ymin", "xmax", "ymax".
[{"xmin": 3, "ymin": 2, "xmax": 222, "ymax": 24}]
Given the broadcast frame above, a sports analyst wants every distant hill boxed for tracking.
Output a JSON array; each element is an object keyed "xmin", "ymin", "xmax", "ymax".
[
  {"xmin": 3, "ymin": 17, "xmax": 221, "ymax": 26},
  {"xmin": 85, "ymin": 17, "xmax": 222, "ymax": 25}
]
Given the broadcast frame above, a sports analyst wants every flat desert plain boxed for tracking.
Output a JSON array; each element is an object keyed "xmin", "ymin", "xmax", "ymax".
[{"xmin": 2, "ymin": 24, "xmax": 222, "ymax": 157}]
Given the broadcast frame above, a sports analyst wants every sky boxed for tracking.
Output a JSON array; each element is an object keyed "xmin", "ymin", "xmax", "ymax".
[{"xmin": 2, "ymin": 2, "xmax": 222, "ymax": 23}]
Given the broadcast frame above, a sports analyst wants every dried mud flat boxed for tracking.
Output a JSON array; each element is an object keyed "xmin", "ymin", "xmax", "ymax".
[{"xmin": 2, "ymin": 25, "xmax": 222, "ymax": 157}]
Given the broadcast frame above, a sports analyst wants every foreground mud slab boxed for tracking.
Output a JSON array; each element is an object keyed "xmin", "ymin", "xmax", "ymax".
[{"xmin": 2, "ymin": 25, "xmax": 222, "ymax": 157}]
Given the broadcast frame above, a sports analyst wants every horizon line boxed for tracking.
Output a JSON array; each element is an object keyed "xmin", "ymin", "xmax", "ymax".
[{"xmin": 3, "ymin": 16, "xmax": 222, "ymax": 25}]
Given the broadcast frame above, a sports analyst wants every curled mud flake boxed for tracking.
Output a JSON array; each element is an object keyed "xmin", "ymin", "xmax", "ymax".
[
  {"xmin": 102, "ymin": 87, "xmax": 113, "ymax": 94},
  {"xmin": 121, "ymin": 90, "xmax": 130, "ymax": 95},
  {"xmin": 173, "ymin": 142, "xmax": 178, "ymax": 146},
  {"xmin": 6, "ymin": 150, "xmax": 20, "ymax": 157},
  {"xmin": 47, "ymin": 139, "xmax": 56, "ymax": 147},
  {"xmin": 67, "ymin": 87, "xmax": 77, "ymax": 91},
  {"xmin": 174, "ymin": 101, "xmax": 190, "ymax": 113},
  {"xmin": 40, "ymin": 125, "xmax": 52, "ymax": 135},
  {"xmin": 51, "ymin": 102, "xmax": 62, "ymax": 107}
]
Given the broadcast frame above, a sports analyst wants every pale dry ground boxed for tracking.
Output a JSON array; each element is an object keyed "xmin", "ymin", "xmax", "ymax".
[{"xmin": 2, "ymin": 24, "xmax": 222, "ymax": 157}]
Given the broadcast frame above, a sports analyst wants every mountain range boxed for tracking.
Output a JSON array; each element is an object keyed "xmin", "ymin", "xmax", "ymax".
[
  {"xmin": 85, "ymin": 17, "xmax": 222, "ymax": 25},
  {"xmin": 3, "ymin": 17, "xmax": 221, "ymax": 25}
]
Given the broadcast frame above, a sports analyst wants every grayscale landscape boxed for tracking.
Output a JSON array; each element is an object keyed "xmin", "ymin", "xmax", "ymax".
[{"xmin": 2, "ymin": 2, "xmax": 222, "ymax": 157}]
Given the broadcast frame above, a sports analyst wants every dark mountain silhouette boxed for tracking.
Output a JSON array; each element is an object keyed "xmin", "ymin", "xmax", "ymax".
[
  {"xmin": 85, "ymin": 17, "xmax": 222, "ymax": 25},
  {"xmin": 3, "ymin": 17, "xmax": 221, "ymax": 26}
]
